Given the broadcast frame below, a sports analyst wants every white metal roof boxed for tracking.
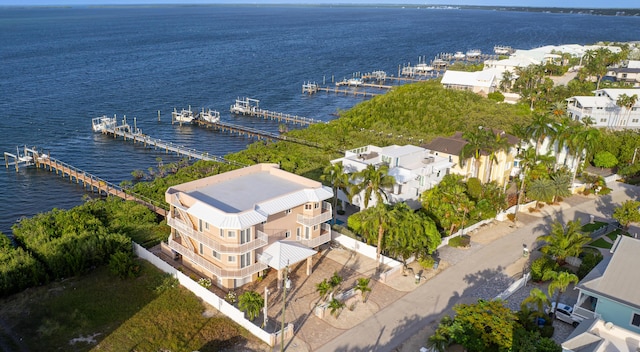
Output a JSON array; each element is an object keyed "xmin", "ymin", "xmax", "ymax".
[
  {"xmin": 572, "ymin": 96, "xmax": 611, "ymax": 109},
  {"xmin": 381, "ymin": 144, "xmax": 423, "ymax": 158},
  {"xmin": 441, "ymin": 70, "xmax": 494, "ymax": 88},
  {"xmin": 259, "ymin": 241, "xmax": 317, "ymax": 270}
]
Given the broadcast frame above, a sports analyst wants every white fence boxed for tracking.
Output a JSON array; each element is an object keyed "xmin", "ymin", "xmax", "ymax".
[
  {"xmin": 331, "ymin": 233, "xmax": 404, "ymax": 282},
  {"xmin": 133, "ymin": 243, "xmax": 278, "ymax": 346},
  {"xmin": 494, "ymin": 273, "xmax": 530, "ymax": 301}
]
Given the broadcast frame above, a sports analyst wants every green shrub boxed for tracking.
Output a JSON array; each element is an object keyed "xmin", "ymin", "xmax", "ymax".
[
  {"xmin": 448, "ymin": 235, "xmax": 470, "ymax": 248},
  {"xmin": 598, "ymin": 187, "xmax": 612, "ymax": 195},
  {"xmin": 108, "ymin": 251, "xmax": 140, "ymax": 279},
  {"xmin": 577, "ymin": 250, "xmax": 603, "ymax": 279},
  {"xmin": 466, "ymin": 177, "xmax": 483, "ymax": 200},
  {"xmin": 540, "ymin": 324, "xmax": 555, "ymax": 338},
  {"xmin": 418, "ymin": 255, "xmax": 435, "ymax": 269},
  {"xmin": 538, "ymin": 337, "xmax": 562, "ymax": 352},
  {"xmin": 530, "ymin": 256, "xmax": 558, "ymax": 282},
  {"xmin": 487, "ymin": 91, "xmax": 505, "ymax": 102}
]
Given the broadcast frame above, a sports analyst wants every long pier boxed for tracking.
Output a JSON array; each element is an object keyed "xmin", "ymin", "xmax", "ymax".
[
  {"xmin": 4, "ymin": 146, "xmax": 168, "ymax": 216},
  {"xmin": 91, "ymin": 116, "xmax": 243, "ymax": 167},
  {"xmin": 194, "ymin": 119, "xmax": 330, "ymax": 151},
  {"xmin": 229, "ymin": 98, "xmax": 324, "ymax": 125},
  {"xmin": 301, "ymin": 83, "xmax": 381, "ymax": 97}
]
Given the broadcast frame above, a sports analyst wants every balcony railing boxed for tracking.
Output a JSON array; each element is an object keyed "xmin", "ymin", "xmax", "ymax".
[
  {"xmin": 572, "ymin": 306, "xmax": 596, "ymax": 320},
  {"xmin": 299, "ymin": 223, "xmax": 332, "ymax": 248},
  {"xmin": 168, "ymin": 239, "xmax": 267, "ymax": 279},
  {"xmin": 297, "ymin": 202, "xmax": 332, "ymax": 226},
  {"xmin": 167, "ymin": 215, "xmax": 268, "ymax": 254}
]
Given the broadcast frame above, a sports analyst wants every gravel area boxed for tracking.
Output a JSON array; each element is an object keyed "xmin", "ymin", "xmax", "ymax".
[{"xmin": 437, "ymin": 239, "xmax": 578, "ymax": 344}]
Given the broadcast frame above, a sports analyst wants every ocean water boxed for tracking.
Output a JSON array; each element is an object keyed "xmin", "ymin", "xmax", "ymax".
[{"xmin": 1, "ymin": 5, "xmax": 639, "ymax": 235}]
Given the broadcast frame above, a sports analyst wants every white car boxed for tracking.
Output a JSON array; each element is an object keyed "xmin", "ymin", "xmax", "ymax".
[{"xmin": 545, "ymin": 302, "xmax": 582, "ymax": 327}]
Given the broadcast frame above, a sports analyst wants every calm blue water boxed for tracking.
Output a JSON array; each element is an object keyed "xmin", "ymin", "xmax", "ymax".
[{"xmin": 1, "ymin": 5, "xmax": 639, "ymax": 235}]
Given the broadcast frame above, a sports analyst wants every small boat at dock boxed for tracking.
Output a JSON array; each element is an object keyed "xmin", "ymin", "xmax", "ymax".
[
  {"xmin": 197, "ymin": 108, "xmax": 220, "ymax": 123},
  {"xmin": 453, "ymin": 51, "xmax": 465, "ymax": 59},
  {"xmin": 465, "ymin": 49, "xmax": 482, "ymax": 58},
  {"xmin": 172, "ymin": 106, "xmax": 195, "ymax": 123},
  {"xmin": 494, "ymin": 45, "xmax": 513, "ymax": 55}
]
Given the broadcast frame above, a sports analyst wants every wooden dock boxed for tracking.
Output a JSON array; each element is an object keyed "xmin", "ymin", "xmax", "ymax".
[
  {"xmin": 194, "ymin": 119, "xmax": 331, "ymax": 151},
  {"xmin": 91, "ymin": 115, "xmax": 242, "ymax": 167},
  {"xmin": 229, "ymin": 98, "xmax": 325, "ymax": 125},
  {"xmin": 301, "ymin": 84, "xmax": 380, "ymax": 98},
  {"xmin": 4, "ymin": 146, "xmax": 168, "ymax": 216}
]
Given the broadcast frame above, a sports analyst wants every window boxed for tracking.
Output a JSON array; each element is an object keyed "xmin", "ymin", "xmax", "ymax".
[
  {"xmin": 632, "ymin": 119, "xmax": 639, "ymax": 123},
  {"xmin": 198, "ymin": 219, "xmax": 203, "ymax": 232},
  {"xmin": 205, "ymin": 222, "xmax": 209, "ymax": 230},
  {"xmin": 305, "ymin": 226, "xmax": 310, "ymax": 239},
  {"xmin": 285, "ymin": 230, "xmax": 291, "ymax": 238},
  {"xmin": 212, "ymin": 250, "xmax": 220, "ymax": 260},
  {"xmin": 632, "ymin": 313, "xmax": 640, "ymax": 328},
  {"xmin": 219, "ymin": 229, "xmax": 224, "ymax": 238},
  {"xmin": 228, "ymin": 255, "xmax": 236, "ymax": 263},
  {"xmin": 314, "ymin": 202, "xmax": 319, "ymax": 209},
  {"xmin": 600, "ymin": 118, "xmax": 607, "ymax": 122},
  {"xmin": 228, "ymin": 230, "xmax": 236, "ymax": 238},
  {"xmin": 284, "ymin": 209, "xmax": 292, "ymax": 215},
  {"xmin": 313, "ymin": 225, "xmax": 318, "ymax": 231},
  {"xmin": 240, "ymin": 252, "xmax": 251, "ymax": 268},
  {"xmin": 199, "ymin": 243, "xmax": 203, "ymax": 255},
  {"xmin": 305, "ymin": 204, "xmax": 312, "ymax": 210},
  {"xmin": 296, "ymin": 227, "xmax": 301, "ymax": 240}
]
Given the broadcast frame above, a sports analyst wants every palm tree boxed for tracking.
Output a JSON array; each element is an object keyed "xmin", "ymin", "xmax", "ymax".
[
  {"xmin": 349, "ymin": 164, "xmax": 395, "ymax": 209},
  {"xmin": 316, "ymin": 279, "xmax": 331, "ymax": 301},
  {"xmin": 328, "ymin": 298, "xmax": 346, "ymax": 318},
  {"xmin": 321, "ymin": 162, "xmax": 350, "ymax": 224},
  {"xmin": 568, "ymin": 126, "xmax": 601, "ymax": 190},
  {"xmin": 521, "ymin": 288, "xmax": 550, "ymax": 318},
  {"xmin": 499, "ymin": 70, "xmax": 514, "ymax": 92},
  {"xmin": 616, "ymin": 93, "xmax": 638, "ymax": 127},
  {"xmin": 238, "ymin": 290, "xmax": 264, "ymax": 321},
  {"xmin": 527, "ymin": 178, "xmax": 555, "ymax": 208},
  {"xmin": 355, "ymin": 278, "xmax": 371, "ymax": 302},
  {"xmin": 369, "ymin": 203, "xmax": 394, "ymax": 262},
  {"xmin": 543, "ymin": 270, "xmax": 579, "ymax": 317},
  {"xmin": 550, "ymin": 172, "xmax": 572, "ymax": 203},
  {"xmin": 459, "ymin": 127, "xmax": 492, "ymax": 179},
  {"xmin": 484, "ymin": 130, "xmax": 511, "ymax": 183},
  {"xmin": 526, "ymin": 114, "xmax": 555, "ymax": 156},
  {"xmin": 536, "ymin": 219, "xmax": 590, "ymax": 265}
]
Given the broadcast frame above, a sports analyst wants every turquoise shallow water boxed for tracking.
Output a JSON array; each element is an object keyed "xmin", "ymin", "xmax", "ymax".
[{"xmin": 1, "ymin": 5, "xmax": 639, "ymax": 234}]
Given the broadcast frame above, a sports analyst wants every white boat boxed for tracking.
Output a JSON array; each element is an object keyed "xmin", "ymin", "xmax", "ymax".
[
  {"xmin": 230, "ymin": 97, "xmax": 259, "ymax": 115},
  {"xmin": 494, "ymin": 45, "xmax": 513, "ymax": 55},
  {"xmin": 453, "ymin": 51, "xmax": 465, "ymax": 59},
  {"xmin": 414, "ymin": 63, "xmax": 434, "ymax": 73},
  {"xmin": 466, "ymin": 49, "xmax": 482, "ymax": 58},
  {"xmin": 197, "ymin": 108, "xmax": 220, "ymax": 123},
  {"xmin": 172, "ymin": 106, "xmax": 195, "ymax": 123}
]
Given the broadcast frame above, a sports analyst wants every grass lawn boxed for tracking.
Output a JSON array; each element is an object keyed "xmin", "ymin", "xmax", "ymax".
[
  {"xmin": 588, "ymin": 238, "xmax": 613, "ymax": 249},
  {"xmin": 581, "ymin": 221, "xmax": 607, "ymax": 233},
  {"xmin": 0, "ymin": 260, "xmax": 267, "ymax": 352}
]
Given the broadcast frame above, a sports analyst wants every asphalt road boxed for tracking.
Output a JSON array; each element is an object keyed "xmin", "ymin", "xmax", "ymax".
[{"xmin": 316, "ymin": 181, "xmax": 640, "ymax": 352}]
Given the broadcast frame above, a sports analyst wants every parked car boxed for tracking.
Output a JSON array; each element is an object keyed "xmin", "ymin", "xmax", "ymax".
[{"xmin": 545, "ymin": 302, "xmax": 582, "ymax": 327}]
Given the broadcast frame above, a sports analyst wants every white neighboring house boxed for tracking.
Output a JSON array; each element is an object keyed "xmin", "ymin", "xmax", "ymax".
[
  {"xmin": 483, "ymin": 55, "xmax": 541, "ymax": 75},
  {"xmin": 441, "ymin": 69, "xmax": 501, "ymax": 96},
  {"xmin": 566, "ymin": 88, "xmax": 640, "ymax": 129},
  {"xmin": 331, "ymin": 145, "xmax": 453, "ymax": 210}
]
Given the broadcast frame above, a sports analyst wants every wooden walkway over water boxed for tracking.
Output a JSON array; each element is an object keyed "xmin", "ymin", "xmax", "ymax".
[
  {"xmin": 91, "ymin": 116, "xmax": 243, "ymax": 167},
  {"xmin": 229, "ymin": 98, "xmax": 324, "ymax": 125},
  {"xmin": 194, "ymin": 119, "xmax": 328, "ymax": 150},
  {"xmin": 4, "ymin": 146, "xmax": 169, "ymax": 216},
  {"xmin": 301, "ymin": 83, "xmax": 381, "ymax": 97}
]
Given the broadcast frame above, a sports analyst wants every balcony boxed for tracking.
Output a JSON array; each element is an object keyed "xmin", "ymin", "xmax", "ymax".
[
  {"xmin": 167, "ymin": 215, "xmax": 268, "ymax": 254},
  {"xmin": 299, "ymin": 223, "xmax": 332, "ymax": 248},
  {"xmin": 297, "ymin": 202, "xmax": 332, "ymax": 227},
  {"xmin": 168, "ymin": 239, "xmax": 267, "ymax": 279}
]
